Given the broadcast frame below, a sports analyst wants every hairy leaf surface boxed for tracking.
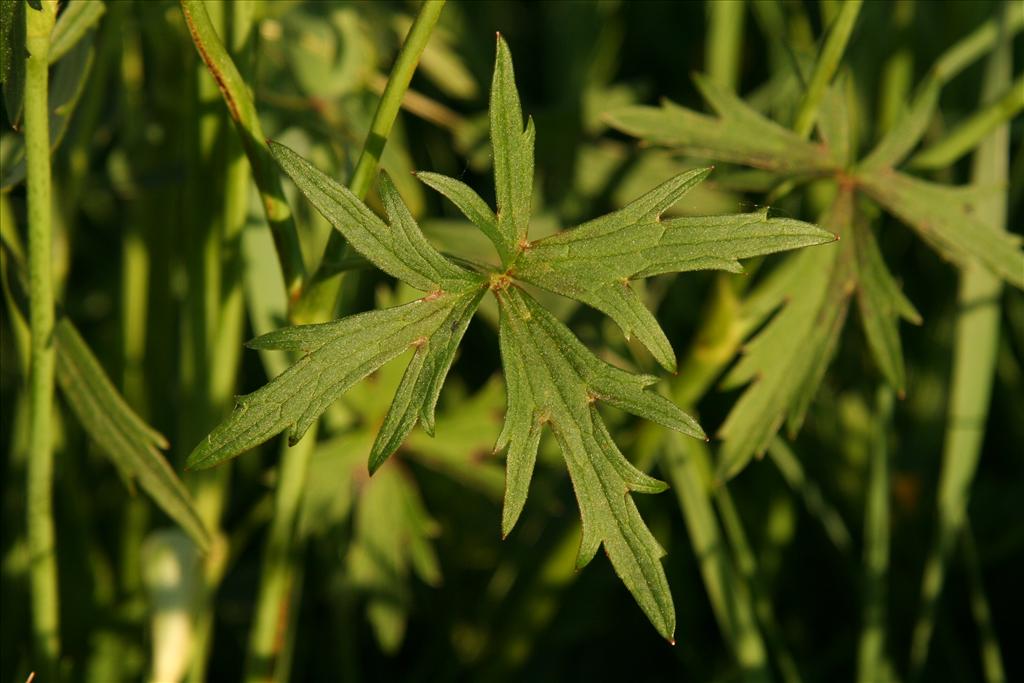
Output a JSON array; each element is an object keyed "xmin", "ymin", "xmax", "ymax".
[{"xmin": 515, "ymin": 169, "xmax": 836, "ymax": 369}]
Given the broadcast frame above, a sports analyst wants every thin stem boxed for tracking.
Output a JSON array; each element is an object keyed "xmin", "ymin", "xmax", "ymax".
[
  {"xmin": 856, "ymin": 387, "xmax": 892, "ymax": 683},
  {"xmin": 909, "ymin": 74, "xmax": 1024, "ymax": 170},
  {"xmin": 290, "ymin": 0, "xmax": 447, "ymax": 324},
  {"xmin": 179, "ymin": 0, "xmax": 306, "ymax": 297},
  {"xmin": 791, "ymin": 0, "xmax": 862, "ymax": 139},
  {"xmin": 909, "ymin": 6, "xmax": 1012, "ymax": 675},
  {"xmin": 245, "ymin": 428, "xmax": 318, "ymax": 683},
  {"xmin": 705, "ymin": 0, "xmax": 745, "ymax": 92},
  {"xmin": 25, "ymin": 1, "xmax": 60, "ymax": 678}
]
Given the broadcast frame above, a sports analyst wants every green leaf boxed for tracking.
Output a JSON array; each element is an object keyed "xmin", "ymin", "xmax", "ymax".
[
  {"xmin": 496, "ymin": 286, "xmax": 701, "ymax": 641},
  {"xmin": 515, "ymin": 169, "xmax": 836, "ymax": 370},
  {"xmin": 48, "ymin": 0, "xmax": 105, "ymax": 65},
  {"xmin": 367, "ymin": 285, "xmax": 486, "ymax": 473},
  {"xmin": 186, "ymin": 288, "xmax": 484, "ymax": 471},
  {"xmin": 414, "ymin": 171, "xmax": 501, "ymax": 262},
  {"xmin": 489, "ymin": 33, "xmax": 535, "ymax": 263},
  {"xmin": 858, "ymin": 169, "xmax": 1024, "ymax": 289},
  {"xmin": 54, "ymin": 321, "xmax": 210, "ymax": 552},
  {"xmin": 270, "ymin": 141, "xmax": 477, "ymax": 293},
  {"xmin": 606, "ymin": 74, "xmax": 836, "ymax": 175},
  {"xmin": 0, "ymin": 0, "xmax": 26, "ymax": 126},
  {"xmin": 717, "ymin": 190, "xmax": 857, "ymax": 480}
]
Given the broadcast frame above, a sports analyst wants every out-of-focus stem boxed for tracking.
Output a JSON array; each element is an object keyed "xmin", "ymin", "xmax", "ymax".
[
  {"xmin": 245, "ymin": 429, "xmax": 318, "ymax": 683},
  {"xmin": 792, "ymin": 0, "xmax": 862, "ymax": 138},
  {"xmin": 24, "ymin": 1, "xmax": 61, "ymax": 678},
  {"xmin": 705, "ymin": 0, "xmax": 745, "ymax": 92},
  {"xmin": 856, "ymin": 387, "xmax": 892, "ymax": 683},
  {"xmin": 909, "ymin": 6, "xmax": 1013, "ymax": 676},
  {"xmin": 179, "ymin": 0, "xmax": 305, "ymax": 297}
]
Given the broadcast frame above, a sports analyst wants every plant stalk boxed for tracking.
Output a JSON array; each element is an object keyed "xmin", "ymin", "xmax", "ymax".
[
  {"xmin": 909, "ymin": 6, "xmax": 1013, "ymax": 675},
  {"xmin": 179, "ymin": 0, "xmax": 306, "ymax": 298},
  {"xmin": 290, "ymin": 0, "xmax": 447, "ymax": 324},
  {"xmin": 792, "ymin": 0, "xmax": 862, "ymax": 138},
  {"xmin": 25, "ymin": 0, "xmax": 60, "ymax": 678}
]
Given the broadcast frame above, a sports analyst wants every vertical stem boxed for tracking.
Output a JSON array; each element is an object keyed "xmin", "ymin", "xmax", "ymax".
[
  {"xmin": 857, "ymin": 387, "xmax": 892, "ymax": 683},
  {"xmin": 179, "ymin": 0, "xmax": 306, "ymax": 297},
  {"xmin": 290, "ymin": 0, "xmax": 447, "ymax": 324},
  {"xmin": 705, "ymin": 0, "xmax": 745, "ymax": 92},
  {"xmin": 909, "ymin": 6, "xmax": 1012, "ymax": 675},
  {"xmin": 245, "ymin": 428, "xmax": 318, "ymax": 683},
  {"xmin": 25, "ymin": 0, "xmax": 60, "ymax": 677},
  {"xmin": 791, "ymin": 0, "xmax": 862, "ymax": 138}
]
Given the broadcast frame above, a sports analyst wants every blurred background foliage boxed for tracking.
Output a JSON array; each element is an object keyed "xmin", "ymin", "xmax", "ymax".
[{"xmin": 1, "ymin": 0, "xmax": 1022, "ymax": 681}]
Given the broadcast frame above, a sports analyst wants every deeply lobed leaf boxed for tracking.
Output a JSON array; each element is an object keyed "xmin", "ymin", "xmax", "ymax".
[{"xmin": 717, "ymin": 191, "xmax": 857, "ymax": 480}]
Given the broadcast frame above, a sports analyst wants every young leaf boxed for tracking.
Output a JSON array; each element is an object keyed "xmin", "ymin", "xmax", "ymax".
[
  {"xmin": 186, "ymin": 288, "xmax": 484, "ymax": 471},
  {"xmin": 514, "ymin": 169, "xmax": 836, "ymax": 370},
  {"xmin": 606, "ymin": 74, "xmax": 836, "ymax": 175},
  {"xmin": 496, "ymin": 286, "xmax": 700, "ymax": 641}
]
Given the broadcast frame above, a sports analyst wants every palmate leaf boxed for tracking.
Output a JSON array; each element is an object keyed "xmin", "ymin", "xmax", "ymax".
[
  {"xmin": 186, "ymin": 151, "xmax": 488, "ymax": 470},
  {"xmin": 191, "ymin": 34, "xmax": 833, "ymax": 638}
]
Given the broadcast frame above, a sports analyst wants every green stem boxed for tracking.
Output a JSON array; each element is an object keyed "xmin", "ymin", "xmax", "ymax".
[
  {"xmin": 289, "ymin": 0, "xmax": 447, "ymax": 324},
  {"xmin": 876, "ymin": 0, "xmax": 915, "ymax": 135},
  {"xmin": 909, "ymin": 6, "xmax": 1012, "ymax": 675},
  {"xmin": 705, "ymin": 0, "xmax": 745, "ymax": 92},
  {"xmin": 961, "ymin": 527, "xmax": 1007, "ymax": 683},
  {"xmin": 25, "ymin": 0, "xmax": 60, "ymax": 677},
  {"xmin": 856, "ymin": 387, "xmax": 892, "ymax": 683},
  {"xmin": 791, "ymin": 0, "xmax": 862, "ymax": 138},
  {"xmin": 908, "ymin": 73, "xmax": 1024, "ymax": 170},
  {"xmin": 179, "ymin": 0, "xmax": 306, "ymax": 297},
  {"xmin": 245, "ymin": 428, "xmax": 318, "ymax": 683},
  {"xmin": 662, "ymin": 437, "xmax": 769, "ymax": 679}
]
